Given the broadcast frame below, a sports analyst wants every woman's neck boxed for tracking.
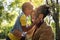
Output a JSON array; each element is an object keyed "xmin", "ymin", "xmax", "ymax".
[{"xmin": 36, "ymin": 20, "xmax": 44, "ymax": 28}]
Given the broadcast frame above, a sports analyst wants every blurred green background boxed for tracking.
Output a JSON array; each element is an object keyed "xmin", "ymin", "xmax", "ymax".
[{"xmin": 0, "ymin": 0, "xmax": 60, "ymax": 40}]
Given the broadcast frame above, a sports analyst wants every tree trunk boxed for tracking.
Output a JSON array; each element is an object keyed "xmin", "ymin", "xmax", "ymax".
[
  {"xmin": 46, "ymin": 0, "xmax": 59, "ymax": 40},
  {"xmin": 46, "ymin": 0, "xmax": 48, "ymax": 5},
  {"xmin": 55, "ymin": 0, "xmax": 60, "ymax": 40},
  {"xmin": 50, "ymin": 0, "xmax": 59, "ymax": 40}
]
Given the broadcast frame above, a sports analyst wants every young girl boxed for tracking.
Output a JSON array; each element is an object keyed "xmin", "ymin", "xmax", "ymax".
[{"xmin": 6, "ymin": 2, "xmax": 34, "ymax": 40}]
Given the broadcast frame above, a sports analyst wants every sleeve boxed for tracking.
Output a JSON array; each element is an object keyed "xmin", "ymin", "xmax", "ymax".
[{"xmin": 39, "ymin": 27, "xmax": 54, "ymax": 40}]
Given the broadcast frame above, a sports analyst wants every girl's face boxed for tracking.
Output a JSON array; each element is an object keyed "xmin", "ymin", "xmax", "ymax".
[
  {"xmin": 31, "ymin": 11, "xmax": 36, "ymax": 23},
  {"xmin": 24, "ymin": 8, "xmax": 33, "ymax": 16}
]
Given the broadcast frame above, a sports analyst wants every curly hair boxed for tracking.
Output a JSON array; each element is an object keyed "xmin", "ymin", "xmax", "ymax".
[{"xmin": 36, "ymin": 5, "xmax": 50, "ymax": 18}]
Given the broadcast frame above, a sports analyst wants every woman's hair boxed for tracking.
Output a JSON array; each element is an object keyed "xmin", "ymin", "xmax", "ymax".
[
  {"xmin": 36, "ymin": 5, "xmax": 50, "ymax": 18},
  {"xmin": 22, "ymin": 2, "xmax": 33, "ymax": 12}
]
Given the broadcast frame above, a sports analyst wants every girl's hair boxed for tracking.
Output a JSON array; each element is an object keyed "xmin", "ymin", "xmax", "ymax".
[{"xmin": 22, "ymin": 2, "xmax": 33, "ymax": 12}]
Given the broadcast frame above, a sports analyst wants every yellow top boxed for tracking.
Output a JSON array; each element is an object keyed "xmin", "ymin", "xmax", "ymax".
[
  {"xmin": 20, "ymin": 14, "xmax": 32, "ymax": 27},
  {"xmin": 20, "ymin": 14, "xmax": 26, "ymax": 26},
  {"xmin": 8, "ymin": 32, "xmax": 20, "ymax": 40}
]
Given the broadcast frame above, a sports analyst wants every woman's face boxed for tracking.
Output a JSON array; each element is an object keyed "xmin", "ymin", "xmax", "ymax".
[{"xmin": 36, "ymin": 13, "xmax": 44, "ymax": 24}]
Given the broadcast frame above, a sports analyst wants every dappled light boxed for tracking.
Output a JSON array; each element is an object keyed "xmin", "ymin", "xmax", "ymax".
[{"xmin": 0, "ymin": 0, "xmax": 60, "ymax": 40}]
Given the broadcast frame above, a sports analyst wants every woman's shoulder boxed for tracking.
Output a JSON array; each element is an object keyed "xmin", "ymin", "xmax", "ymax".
[
  {"xmin": 34, "ymin": 22, "xmax": 54, "ymax": 40},
  {"xmin": 36, "ymin": 22, "xmax": 52, "ymax": 33}
]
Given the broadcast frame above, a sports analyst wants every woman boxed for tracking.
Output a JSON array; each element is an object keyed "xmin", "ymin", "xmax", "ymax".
[
  {"xmin": 23, "ymin": 5, "xmax": 54, "ymax": 40},
  {"xmin": 32, "ymin": 5, "xmax": 54, "ymax": 40}
]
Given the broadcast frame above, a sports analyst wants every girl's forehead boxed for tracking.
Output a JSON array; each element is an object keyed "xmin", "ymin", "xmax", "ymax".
[{"xmin": 25, "ymin": 7, "xmax": 33, "ymax": 10}]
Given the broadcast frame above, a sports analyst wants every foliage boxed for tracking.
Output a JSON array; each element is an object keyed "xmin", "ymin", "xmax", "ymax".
[{"xmin": 0, "ymin": 0, "xmax": 58, "ymax": 39}]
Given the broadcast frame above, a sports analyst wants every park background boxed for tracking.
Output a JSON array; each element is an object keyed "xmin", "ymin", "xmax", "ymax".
[{"xmin": 0, "ymin": 0, "xmax": 60, "ymax": 40}]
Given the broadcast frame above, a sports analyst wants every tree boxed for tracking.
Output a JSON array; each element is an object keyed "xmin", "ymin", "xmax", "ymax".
[{"xmin": 46, "ymin": 0, "xmax": 60, "ymax": 40}]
